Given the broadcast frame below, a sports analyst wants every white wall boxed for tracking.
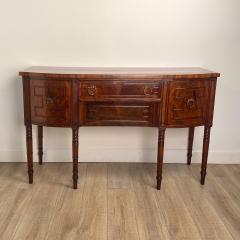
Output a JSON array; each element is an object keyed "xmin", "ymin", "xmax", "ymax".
[{"xmin": 0, "ymin": 0, "xmax": 240, "ymax": 163}]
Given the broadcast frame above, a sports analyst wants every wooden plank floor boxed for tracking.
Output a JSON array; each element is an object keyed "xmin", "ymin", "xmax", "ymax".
[{"xmin": 0, "ymin": 163, "xmax": 239, "ymax": 240}]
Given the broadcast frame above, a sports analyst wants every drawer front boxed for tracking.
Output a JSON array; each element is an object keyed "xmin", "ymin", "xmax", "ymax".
[
  {"xmin": 80, "ymin": 102, "xmax": 158, "ymax": 126},
  {"xmin": 30, "ymin": 79, "xmax": 71, "ymax": 126},
  {"xmin": 80, "ymin": 81, "xmax": 161, "ymax": 100},
  {"xmin": 166, "ymin": 80, "xmax": 210, "ymax": 127}
]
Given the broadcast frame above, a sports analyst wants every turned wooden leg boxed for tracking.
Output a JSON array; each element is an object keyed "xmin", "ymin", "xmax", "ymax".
[
  {"xmin": 26, "ymin": 125, "xmax": 33, "ymax": 184},
  {"xmin": 156, "ymin": 128, "xmax": 166, "ymax": 190},
  {"xmin": 38, "ymin": 126, "xmax": 43, "ymax": 165},
  {"xmin": 187, "ymin": 127, "xmax": 195, "ymax": 165},
  {"xmin": 201, "ymin": 126, "xmax": 211, "ymax": 185},
  {"xmin": 72, "ymin": 127, "xmax": 79, "ymax": 189}
]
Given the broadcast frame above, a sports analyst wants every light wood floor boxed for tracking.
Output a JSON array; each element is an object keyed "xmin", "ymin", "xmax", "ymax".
[{"xmin": 0, "ymin": 163, "xmax": 240, "ymax": 240}]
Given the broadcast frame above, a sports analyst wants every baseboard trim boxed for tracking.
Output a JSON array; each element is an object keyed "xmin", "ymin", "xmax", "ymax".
[{"xmin": 0, "ymin": 148, "xmax": 240, "ymax": 164}]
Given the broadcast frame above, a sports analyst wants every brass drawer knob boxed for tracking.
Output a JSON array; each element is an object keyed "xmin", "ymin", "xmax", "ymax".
[
  {"xmin": 87, "ymin": 85, "xmax": 97, "ymax": 96},
  {"xmin": 144, "ymin": 86, "xmax": 154, "ymax": 96}
]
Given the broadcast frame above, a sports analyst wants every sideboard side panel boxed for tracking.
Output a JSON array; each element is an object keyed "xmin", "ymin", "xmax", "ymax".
[
  {"xmin": 22, "ymin": 77, "xmax": 31, "ymax": 125},
  {"xmin": 206, "ymin": 78, "xmax": 217, "ymax": 126}
]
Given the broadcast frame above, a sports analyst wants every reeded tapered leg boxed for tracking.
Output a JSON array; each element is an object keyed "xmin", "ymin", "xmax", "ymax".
[
  {"xmin": 26, "ymin": 125, "xmax": 33, "ymax": 184},
  {"xmin": 38, "ymin": 126, "xmax": 43, "ymax": 165},
  {"xmin": 201, "ymin": 126, "xmax": 211, "ymax": 185},
  {"xmin": 187, "ymin": 127, "xmax": 195, "ymax": 165},
  {"xmin": 156, "ymin": 128, "xmax": 166, "ymax": 190},
  {"xmin": 72, "ymin": 127, "xmax": 79, "ymax": 189}
]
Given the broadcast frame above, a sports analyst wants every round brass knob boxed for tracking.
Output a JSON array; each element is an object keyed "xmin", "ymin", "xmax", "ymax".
[
  {"xmin": 143, "ymin": 86, "xmax": 153, "ymax": 96},
  {"xmin": 87, "ymin": 85, "xmax": 97, "ymax": 96}
]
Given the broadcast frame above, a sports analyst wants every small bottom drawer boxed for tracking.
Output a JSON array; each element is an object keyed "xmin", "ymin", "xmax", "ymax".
[{"xmin": 80, "ymin": 102, "xmax": 158, "ymax": 126}]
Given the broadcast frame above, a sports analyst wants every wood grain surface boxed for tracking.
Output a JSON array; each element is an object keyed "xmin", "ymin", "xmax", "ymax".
[
  {"xmin": 0, "ymin": 163, "xmax": 239, "ymax": 240},
  {"xmin": 19, "ymin": 66, "xmax": 220, "ymax": 79}
]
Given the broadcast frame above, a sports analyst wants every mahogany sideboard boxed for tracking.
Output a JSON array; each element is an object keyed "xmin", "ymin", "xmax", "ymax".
[{"xmin": 20, "ymin": 67, "xmax": 220, "ymax": 190}]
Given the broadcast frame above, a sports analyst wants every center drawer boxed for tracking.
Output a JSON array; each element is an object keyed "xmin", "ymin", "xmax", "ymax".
[
  {"xmin": 79, "ymin": 102, "xmax": 159, "ymax": 126},
  {"xmin": 79, "ymin": 81, "xmax": 161, "ymax": 100}
]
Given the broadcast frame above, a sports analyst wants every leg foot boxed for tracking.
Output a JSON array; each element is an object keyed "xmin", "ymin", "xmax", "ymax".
[
  {"xmin": 156, "ymin": 176, "xmax": 162, "ymax": 190},
  {"xmin": 200, "ymin": 126, "xmax": 211, "ymax": 185},
  {"xmin": 28, "ymin": 171, "xmax": 33, "ymax": 184},
  {"xmin": 73, "ymin": 176, "xmax": 78, "ymax": 189},
  {"xmin": 200, "ymin": 171, "xmax": 206, "ymax": 185}
]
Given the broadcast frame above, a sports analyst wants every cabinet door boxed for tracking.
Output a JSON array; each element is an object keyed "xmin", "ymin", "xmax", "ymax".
[
  {"xmin": 30, "ymin": 79, "xmax": 71, "ymax": 126},
  {"xmin": 166, "ymin": 80, "xmax": 210, "ymax": 127}
]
